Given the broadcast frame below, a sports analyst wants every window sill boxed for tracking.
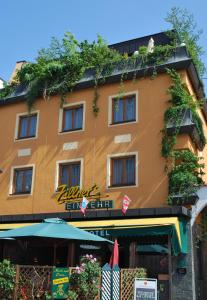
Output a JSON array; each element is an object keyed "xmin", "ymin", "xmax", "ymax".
[
  {"xmin": 8, "ymin": 193, "xmax": 32, "ymax": 198},
  {"xmin": 108, "ymin": 120, "xmax": 137, "ymax": 127},
  {"xmin": 15, "ymin": 136, "xmax": 37, "ymax": 142},
  {"xmin": 107, "ymin": 184, "xmax": 137, "ymax": 190},
  {"xmin": 58, "ymin": 128, "xmax": 84, "ymax": 135}
]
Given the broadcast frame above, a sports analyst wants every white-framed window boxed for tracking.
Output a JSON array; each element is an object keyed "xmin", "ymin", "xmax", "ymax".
[
  {"xmin": 55, "ymin": 158, "xmax": 83, "ymax": 190},
  {"xmin": 107, "ymin": 152, "xmax": 138, "ymax": 189},
  {"xmin": 9, "ymin": 164, "xmax": 35, "ymax": 195},
  {"xmin": 108, "ymin": 91, "xmax": 138, "ymax": 126},
  {"xmin": 58, "ymin": 101, "xmax": 85, "ymax": 134},
  {"xmin": 14, "ymin": 111, "xmax": 39, "ymax": 141}
]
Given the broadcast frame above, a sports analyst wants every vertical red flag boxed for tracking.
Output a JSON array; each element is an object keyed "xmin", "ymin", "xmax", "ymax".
[
  {"xmin": 109, "ymin": 239, "xmax": 119, "ymax": 268},
  {"xmin": 122, "ymin": 195, "xmax": 131, "ymax": 214},
  {"xmin": 80, "ymin": 197, "xmax": 89, "ymax": 216}
]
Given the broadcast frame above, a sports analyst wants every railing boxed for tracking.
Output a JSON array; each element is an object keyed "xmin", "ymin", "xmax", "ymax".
[
  {"xmin": 120, "ymin": 268, "xmax": 147, "ymax": 300},
  {"xmin": 13, "ymin": 265, "xmax": 53, "ymax": 299},
  {"xmin": 10, "ymin": 265, "xmax": 146, "ymax": 299}
]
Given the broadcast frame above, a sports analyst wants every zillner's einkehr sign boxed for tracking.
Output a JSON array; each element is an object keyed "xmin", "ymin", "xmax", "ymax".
[
  {"xmin": 55, "ymin": 184, "xmax": 106, "ymax": 204},
  {"xmin": 134, "ymin": 279, "xmax": 157, "ymax": 300},
  {"xmin": 65, "ymin": 200, "xmax": 113, "ymax": 210}
]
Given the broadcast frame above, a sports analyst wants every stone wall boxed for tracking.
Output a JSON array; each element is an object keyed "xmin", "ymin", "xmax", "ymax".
[{"xmin": 171, "ymin": 223, "xmax": 194, "ymax": 300}]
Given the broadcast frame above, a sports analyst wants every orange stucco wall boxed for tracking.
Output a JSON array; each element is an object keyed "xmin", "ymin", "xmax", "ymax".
[{"xmin": 0, "ymin": 71, "xmax": 206, "ymax": 215}]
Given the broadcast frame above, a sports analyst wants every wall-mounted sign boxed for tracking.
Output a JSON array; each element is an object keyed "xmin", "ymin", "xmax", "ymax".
[
  {"xmin": 89, "ymin": 230, "xmax": 110, "ymax": 238},
  {"xmin": 65, "ymin": 200, "xmax": 113, "ymax": 210},
  {"xmin": 56, "ymin": 184, "xmax": 107, "ymax": 204},
  {"xmin": 52, "ymin": 268, "xmax": 69, "ymax": 299},
  {"xmin": 177, "ymin": 268, "xmax": 187, "ymax": 275},
  {"xmin": 134, "ymin": 279, "xmax": 157, "ymax": 300}
]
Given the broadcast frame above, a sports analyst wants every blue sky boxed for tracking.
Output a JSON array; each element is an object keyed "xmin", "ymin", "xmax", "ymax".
[{"xmin": 0, "ymin": 0, "xmax": 207, "ymax": 86}]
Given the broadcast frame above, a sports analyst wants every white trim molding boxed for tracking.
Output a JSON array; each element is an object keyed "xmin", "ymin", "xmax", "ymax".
[
  {"xmin": 106, "ymin": 151, "xmax": 138, "ymax": 189},
  {"xmin": 58, "ymin": 101, "xmax": 86, "ymax": 135},
  {"xmin": 55, "ymin": 158, "xmax": 83, "ymax": 191},
  {"xmin": 108, "ymin": 90, "xmax": 138, "ymax": 127},
  {"xmin": 14, "ymin": 110, "xmax": 40, "ymax": 142},
  {"xmin": 9, "ymin": 164, "xmax": 35, "ymax": 196}
]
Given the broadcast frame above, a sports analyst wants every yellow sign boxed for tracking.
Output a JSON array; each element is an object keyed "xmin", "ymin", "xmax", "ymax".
[
  {"xmin": 56, "ymin": 184, "xmax": 103, "ymax": 204},
  {"xmin": 53, "ymin": 277, "xmax": 69, "ymax": 285}
]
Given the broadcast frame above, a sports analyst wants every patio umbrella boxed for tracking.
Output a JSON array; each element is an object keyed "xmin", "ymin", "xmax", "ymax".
[
  {"xmin": 0, "ymin": 218, "xmax": 113, "ymax": 265},
  {"xmin": 109, "ymin": 238, "xmax": 119, "ymax": 268},
  {"xmin": 0, "ymin": 218, "xmax": 112, "ymax": 243}
]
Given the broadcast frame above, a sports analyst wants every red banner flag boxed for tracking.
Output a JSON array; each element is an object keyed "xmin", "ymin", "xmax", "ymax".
[
  {"xmin": 122, "ymin": 195, "xmax": 131, "ymax": 214},
  {"xmin": 109, "ymin": 239, "xmax": 119, "ymax": 268}
]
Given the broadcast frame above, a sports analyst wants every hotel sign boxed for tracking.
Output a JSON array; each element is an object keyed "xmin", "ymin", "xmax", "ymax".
[{"xmin": 55, "ymin": 184, "xmax": 103, "ymax": 204}]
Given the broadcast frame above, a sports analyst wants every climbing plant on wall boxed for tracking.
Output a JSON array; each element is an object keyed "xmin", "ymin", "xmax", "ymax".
[
  {"xmin": 162, "ymin": 68, "xmax": 206, "ymax": 158},
  {"xmin": 161, "ymin": 68, "xmax": 206, "ymax": 204},
  {"xmin": 0, "ymin": 33, "xmax": 177, "ymax": 116},
  {"xmin": 167, "ymin": 150, "xmax": 204, "ymax": 204}
]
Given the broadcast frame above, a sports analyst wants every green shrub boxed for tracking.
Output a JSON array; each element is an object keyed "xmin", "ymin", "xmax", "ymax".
[{"xmin": 0, "ymin": 260, "xmax": 16, "ymax": 299}]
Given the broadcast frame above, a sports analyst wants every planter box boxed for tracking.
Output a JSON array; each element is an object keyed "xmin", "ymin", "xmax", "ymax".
[
  {"xmin": 169, "ymin": 193, "xmax": 199, "ymax": 206},
  {"xmin": 166, "ymin": 109, "xmax": 205, "ymax": 151}
]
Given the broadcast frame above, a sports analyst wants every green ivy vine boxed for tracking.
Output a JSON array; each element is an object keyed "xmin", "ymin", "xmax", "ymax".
[
  {"xmin": 0, "ymin": 32, "xmax": 178, "ymax": 116},
  {"xmin": 162, "ymin": 68, "xmax": 206, "ymax": 158},
  {"xmin": 161, "ymin": 69, "xmax": 206, "ymax": 204},
  {"xmin": 0, "ymin": 33, "xmax": 123, "ymax": 115},
  {"xmin": 167, "ymin": 150, "xmax": 204, "ymax": 204}
]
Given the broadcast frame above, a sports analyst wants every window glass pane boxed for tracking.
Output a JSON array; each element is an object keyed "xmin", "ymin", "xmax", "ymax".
[
  {"xmin": 14, "ymin": 169, "xmax": 32, "ymax": 193},
  {"xmin": 111, "ymin": 156, "xmax": 135, "ymax": 186},
  {"xmin": 126, "ymin": 157, "xmax": 135, "ymax": 184},
  {"xmin": 61, "ymin": 166, "xmax": 69, "ymax": 185},
  {"xmin": 71, "ymin": 164, "xmax": 80, "ymax": 186},
  {"xmin": 113, "ymin": 99, "xmax": 124, "ymax": 123},
  {"xmin": 29, "ymin": 115, "xmax": 37, "ymax": 136},
  {"xmin": 24, "ymin": 169, "xmax": 32, "ymax": 192},
  {"xmin": 60, "ymin": 163, "xmax": 80, "ymax": 187},
  {"xmin": 74, "ymin": 106, "xmax": 83, "ymax": 129},
  {"xmin": 63, "ymin": 110, "xmax": 73, "ymax": 131},
  {"xmin": 126, "ymin": 97, "xmax": 135, "ymax": 121},
  {"xmin": 15, "ymin": 170, "xmax": 24, "ymax": 193},
  {"xmin": 19, "ymin": 117, "xmax": 28, "ymax": 138},
  {"xmin": 112, "ymin": 159, "xmax": 123, "ymax": 185}
]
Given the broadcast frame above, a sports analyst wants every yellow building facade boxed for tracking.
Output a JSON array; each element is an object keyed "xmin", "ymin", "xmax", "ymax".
[{"xmin": 0, "ymin": 31, "xmax": 207, "ymax": 300}]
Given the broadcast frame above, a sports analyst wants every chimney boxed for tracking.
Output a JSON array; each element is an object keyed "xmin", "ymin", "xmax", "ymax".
[{"xmin": 9, "ymin": 60, "xmax": 27, "ymax": 83}]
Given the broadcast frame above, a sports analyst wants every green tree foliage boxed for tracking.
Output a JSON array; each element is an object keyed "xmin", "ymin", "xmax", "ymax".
[
  {"xmin": 0, "ymin": 260, "xmax": 16, "ymax": 300},
  {"xmin": 166, "ymin": 7, "xmax": 206, "ymax": 77}
]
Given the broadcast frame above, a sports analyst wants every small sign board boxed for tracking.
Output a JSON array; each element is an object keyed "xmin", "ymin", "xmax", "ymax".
[
  {"xmin": 65, "ymin": 200, "xmax": 113, "ymax": 210},
  {"xmin": 177, "ymin": 267, "xmax": 187, "ymax": 275},
  {"xmin": 134, "ymin": 278, "xmax": 157, "ymax": 300},
  {"xmin": 52, "ymin": 268, "xmax": 69, "ymax": 299}
]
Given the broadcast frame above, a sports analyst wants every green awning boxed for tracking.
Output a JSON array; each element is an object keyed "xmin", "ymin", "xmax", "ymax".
[
  {"xmin": 108, "ymin": 225, "xmax": 180, "ymax": 255},
  {"xmin": 136, "ymin": 244, "xmax": 169, "ymax": 253},
  {"xmin": 69, "ymin": 217, "xmax": 188, "ymax": 256}
]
